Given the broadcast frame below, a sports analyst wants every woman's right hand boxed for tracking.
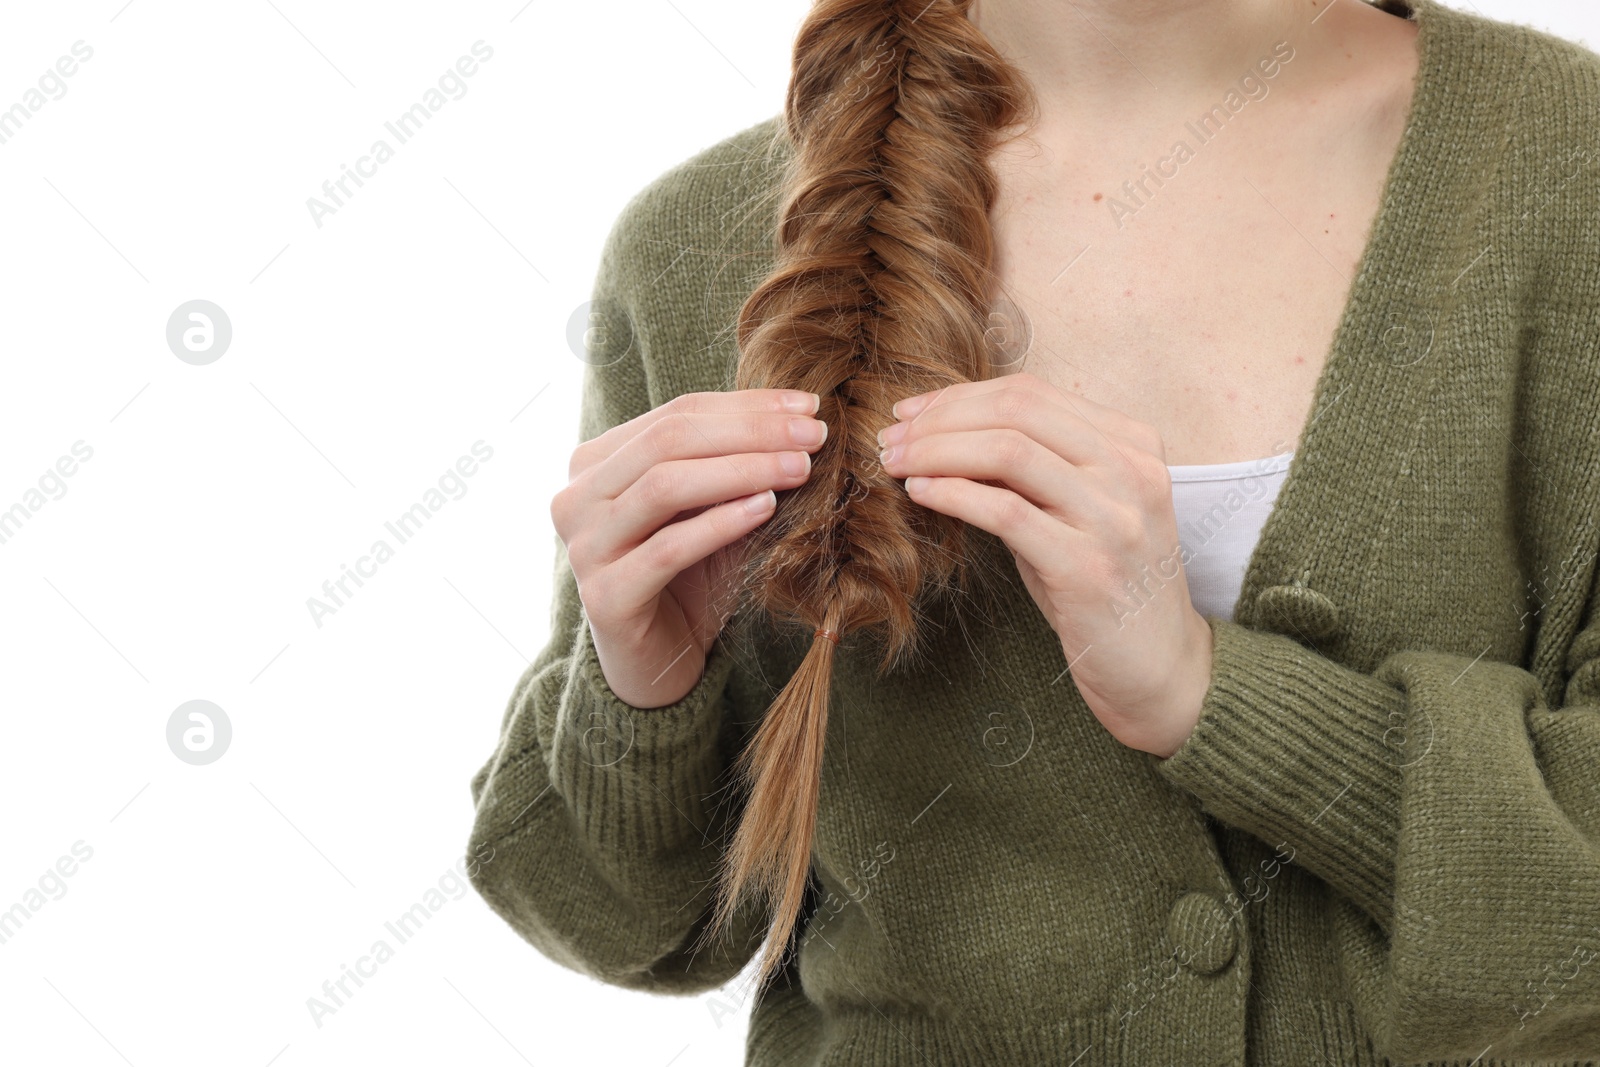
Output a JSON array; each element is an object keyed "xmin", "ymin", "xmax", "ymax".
[{"xmin": 550, "ymin": 388, "xmax": 826, "ymax": 709}]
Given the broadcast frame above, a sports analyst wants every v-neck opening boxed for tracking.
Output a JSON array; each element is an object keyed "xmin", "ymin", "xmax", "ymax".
[{"xmin": 1228, "ymin": 0, "xmax": 1446, "ymax": 626}]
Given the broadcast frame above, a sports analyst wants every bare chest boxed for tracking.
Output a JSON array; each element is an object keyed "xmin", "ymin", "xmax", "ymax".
[
  {"xmin": 988, "ymin": 207, "xmax": 1355, "ymax": 466},
  {"xmin": 985, "ymin": 89, "xmax": 1410, "ymax": 466}
]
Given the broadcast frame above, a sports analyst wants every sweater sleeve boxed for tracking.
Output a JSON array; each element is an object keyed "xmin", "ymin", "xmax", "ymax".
[
  {"xmin": 464, "ymin": 205, "xmax": 767, "ymax": 994},
  {"xmin": 1153, "ymin": 584, "xmax": 1600, "ymax": 1061}
]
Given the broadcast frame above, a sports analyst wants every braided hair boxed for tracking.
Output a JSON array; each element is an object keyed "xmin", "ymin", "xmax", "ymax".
[{"xmin": 691, "ymin": 0, "xmax": 1039, "ymax": 988}]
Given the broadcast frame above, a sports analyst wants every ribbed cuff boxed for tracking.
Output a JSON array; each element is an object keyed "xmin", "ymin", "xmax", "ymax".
[
  {"xmin": 1153, "ymin": 617, "xmax": 1405, "ymax": 931},
  {"xmin": 548, "ymin": 617, "xmax": 740, "ymax": 864}
]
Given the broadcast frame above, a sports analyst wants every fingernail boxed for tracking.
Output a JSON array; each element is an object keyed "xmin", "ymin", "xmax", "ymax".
[
  {"xmin": 893, "ymin": 395, "xmax": 929, "ymax": 420},
  {"xmin": 784, "ymin": 392, "xmax": 821, "ymax": 414},
  {"xmin": 790, "ymin": 417, "xmax": 826, "ymax": 446},
  {"xmin": 744, "ymin": 489, "xmax": 776, "ymax": 514}
]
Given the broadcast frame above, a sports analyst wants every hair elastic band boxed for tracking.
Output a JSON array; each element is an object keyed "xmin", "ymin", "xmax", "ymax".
[{"xmin": 814, "ymin": 627, "xmax": 840, "ymax": 646}]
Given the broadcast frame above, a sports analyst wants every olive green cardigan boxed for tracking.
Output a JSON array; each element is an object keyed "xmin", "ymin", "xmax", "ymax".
[{"xmin": 466, "ymin": 0, "xmax": 1600, "ymax": 1062}]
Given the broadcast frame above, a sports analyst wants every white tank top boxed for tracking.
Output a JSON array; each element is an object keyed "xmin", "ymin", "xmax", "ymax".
[{"xmin": 1165, "ymin": 450, "xmax": 1295, "ymax": 622}]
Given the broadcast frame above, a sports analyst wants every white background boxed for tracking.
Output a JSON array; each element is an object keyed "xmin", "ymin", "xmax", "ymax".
[{"xmin": 0, "ymin": 1, "xmax": 1592, "ymax": 1065}]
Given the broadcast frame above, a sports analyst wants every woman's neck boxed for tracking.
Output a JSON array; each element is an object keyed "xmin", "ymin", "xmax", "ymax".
[{"xmin": 966, "ymin": 0, "xmax": 1382, "ymax": 120}]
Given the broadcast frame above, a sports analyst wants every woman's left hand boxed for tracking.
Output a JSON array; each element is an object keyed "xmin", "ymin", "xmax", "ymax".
[{"xmin": 877, "ymin": 372, "xmax": 1213, "ymax": 759}]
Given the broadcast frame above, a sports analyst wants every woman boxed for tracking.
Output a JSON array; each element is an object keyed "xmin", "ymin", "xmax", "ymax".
[{"xmin": 467, "ymin": 0, "xmax": 1600, "ymax": 1062}]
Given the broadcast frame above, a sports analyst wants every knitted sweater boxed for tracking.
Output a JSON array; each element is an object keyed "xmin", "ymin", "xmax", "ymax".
[{"xmin": 466, "ymin": 0, "xmax": 1600, "ymax": 1062}]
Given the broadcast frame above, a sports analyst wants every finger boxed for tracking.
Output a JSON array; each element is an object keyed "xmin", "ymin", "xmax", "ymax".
[
  {"xmin": 893, "ymin": 373, "xmax": 1153, "ymax": 462},
  {"xmin": 571, "ymin": 388, "xmax": 819, "ymax": 481},
  {"xmin": 895, "ymin": 372, "xmax": 1137, "ymax": 430},
  {"xmin": 888, "ymin": 378, "xmax": 1160, "ymax": 486},
  {"xmin": 902, "ymin": 475, "xmax": 1091, "ymax": 580},
  {"xmin": 581, "ymin": 400, "xmax": 824, "ymax": 501},
  {"xmin": 588, "ymin": 444, "xmax": 815, "ymax": 566},
  {"xmin": 600, "ymin": 489, "xmax": 778, "ymax": 621},
  {"xmin": 878, "ymin": 427, "xmax": 1113, "ymax": 531}
]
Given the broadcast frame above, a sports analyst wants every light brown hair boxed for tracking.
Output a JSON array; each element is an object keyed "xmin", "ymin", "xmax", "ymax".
[{"xmin": 690, "ymin": 0, "xmax": 1039, "ymax": 988}]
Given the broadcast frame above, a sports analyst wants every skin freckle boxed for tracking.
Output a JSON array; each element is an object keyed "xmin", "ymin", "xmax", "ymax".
[{"xmin": 1093, "ymin": 192, "xmax": 1103, "ymax": 201}]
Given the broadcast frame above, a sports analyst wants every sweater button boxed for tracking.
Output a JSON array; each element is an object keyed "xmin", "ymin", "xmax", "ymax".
[
  {"xmin": 1254, "ymin": 582, "xmax": 1342, "ymax": 642},
  {"xmin": 1166, "ymin": 891, "xmax": 1238, "ymax": 975}
]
